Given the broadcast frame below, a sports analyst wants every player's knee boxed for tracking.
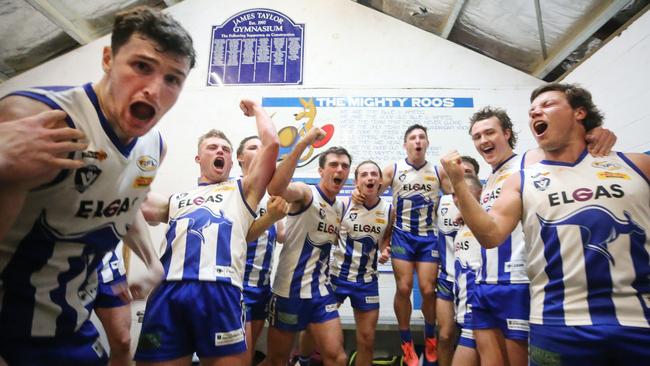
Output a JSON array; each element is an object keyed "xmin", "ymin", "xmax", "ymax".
[
  {"xmin": 356, "ymin": 330, "xmax": 375, "ymax": 351},
  {"xmin": 109, "ymin": 332, "xmax": 131, "ymax": 355},
  {"xmin": 396, "ymin": 283, "xmax": 412, "ymax": 297},
  {"xmin": 419, "ymin": 284, "xmax": 435, "ymax": 298},
  {"xmin": 438, "ymin": 328, "xmax": 455, "ymax": 345}
]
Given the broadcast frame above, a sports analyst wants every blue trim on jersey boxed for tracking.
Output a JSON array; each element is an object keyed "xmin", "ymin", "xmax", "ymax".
[
  {"xmin": 540, "ymin": 218, "xmax": 567, "ymax": 324},
  {"xmin": 519, "ymin": 169, "xmax": 525, "ymax": 200},
  {"xmin": 33, "ymin": 85, "xmax": 76, "ymax": 92},
  {"xmin": 405, "ymin": 158, "xmax": 427, "ymax": 170},
  {"xmin": 158, "ymin": 131, "xmax": 164, "ymax": 157},
  {"xmin": 244, "ymin": 225, "xmax": 277, "ymax": 287},
  {"xmin": 82, "ymin": 83, "xmax": 138, "ymax": 158},
  {"xmin": 311, "ymin": 242, "xmax": 333, "ymax": 298},
  {"xmin": 519, "ymin": 151, "xmax": 527, "ymax": 169},
  {"xmin": 363, "ymin": 199, "xmax": 381, "ymax": 211},
  {"xmin": 290, "ymin": 237, "xmax": 314, "ymax": 296},
  {"xmin": 492, "ymin": 153, "xmax": 518, "ymax": 174},
  {"xmin": 288, "ymin": 195, "xmax": 313, "ymax": 216},
  {"xmin": 315, "ymin": 184, "xmax": 336, "ymax": 206},
  {"xmin": 391, "ymin": 163, "xmax": 396, "ymax": 187},
  {"xmin": 237, "ymin": 179, "xmax": 257, "ymax": 218},
  {"xmin": 617, "ymin": 152, "xmax": 650, "ymax": 186},
  {"xmin": 540, "ymin": 149, "xmax": 588, "ymax": 167},
  {"xmin": 434, "ymin": 164, "xmax": 441, "ymax": 185}
]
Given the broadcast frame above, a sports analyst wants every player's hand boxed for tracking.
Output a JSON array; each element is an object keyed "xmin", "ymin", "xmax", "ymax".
[
  {"xmin": 440, "ymin": 150, "xmax": 465, "ymax": 186},
  {"xmin": 0, "ymin": 110, "xmax": 87, "ymax": 184},
  {"xmin": 300, "ymin": 127, "xmax": 326, "ymax": 146},
  {"xmin": 586, "ymin": 126, "xmax": 616, "ymax": 157},
  {"xmin": 351, "ymin": 188, "xmax": 366, "ymax": 205},
  {"xmin": 239, "ymin": 99, "xmax": 262, "ymax": 117},
  {"xmin": 267, "ymin": 195, "xmax": 290, "ymax": 221},
  {"xmin": 379, "ymin": 246, "xmax": 391, "ymax": 264},
  {"xmin": 119, "ymin": 260, "xmax": 164, "ymax": 302}
]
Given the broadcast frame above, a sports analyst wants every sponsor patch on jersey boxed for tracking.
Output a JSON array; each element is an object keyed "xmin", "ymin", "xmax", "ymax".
[
  {"xmin": 92, "ymin": 339, "xmax": 105, "ymax": 357},
  {"xmin": 376, "ymin": 211, "xmax": 385, "ymax": 215},
  {"xmin": 215, "ymin": 328, "xmax": 244, "ymax": 346},
  {"xmin": 506, "ymin": 318, "xmax": 530, "ymax": 332},
  {"xmin": 504, "ymin": 261, "xmax": 526, "ymax": 273},
  {"xmin": 424, "ymin": 175, "xmax": 437, "ymax": 182},
  {"xmin": 592, "ymin": 160, "xmax": 621, "ymax": 171},
  {"xmin": 376, "ymin": 218, "xmax": 386, "ymax": 224},
  {"xmin": 596, "ymin": 171, "xmax": 630, "ymax": 180},
  {"xmin": 319, "ymin": 208, "xmax": 327, "ymax": 219},
  {"xmin": 529, "ymin": 345, "xmax": 560, "ymax": 366},
  {"xmin": 462, "ymin": 231, "xmax": 474, "ymax": 238},
  {"xmin": 215, "ymin": 265, "xmax": 234, "ymax": 277},
  {"xmin": 137, "ymin": 155, "xmax": 158, "ymax": 171},
  {"xmin": 138, "ymin": 332, "xmax": 162, "ymax": 350},
  {"xmin": 365, "ymin": 295, "xmax": 380, "ymax": 304},
  {"xmin": 82, "ymin": 150, "xmax": 108, "ymax": 161},
  {"xmin": 495, "ymin": 173, "xmax": 512, "ymax": 184},
  {"xmin": 431, "ymin": 249, "xmax": 439, "ymax": 257},
  {"xmin": 325, "ymin": 303, "xmax": 338, "ymax": 312},
  {"xmin": 213, "ymin": 185, "xmax": 236, "ymax": 192},
  {"xmin": 133, "ymin": 176, "xmax": 154, "ymax": 188},
  {"xmin": 278, "ymin": 311, "xmax": 298, "ymax": 325}
]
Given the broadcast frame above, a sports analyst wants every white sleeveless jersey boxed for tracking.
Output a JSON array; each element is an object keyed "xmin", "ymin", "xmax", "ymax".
[
  {"xmin": 98, "ymin": 244, "xmax": 126, "ymax": 284},
  {"xmin": 0, "ymin": 84, "xmax": 161, "ymax": 338},
  {"xmin": 162, "ymin": 179, "xmax": 256, "ymax": 289},
  {"xmin": 331, "ymin": 199, "xmax": 391, "ymax": 283},
  {"xmin": 521, "ymin": 151, "xmax": 650, "ymax": 327},
  {"xmin": 391, "ymin": 159, "xmax": 441, "ymax": 237},
  {"xmin": 453, "ymin": 224, "xmax": 482, "ymax": 325},
  {"xmin": 478, "ymin": 154, "xmax": 528, "ymax": 284},
  {"xmin": 243, "ymin": 195, "xmax": 278, "ymax": 288},
  {"xmin": 272, "ymin": 185, "xmax": 344, "ymax": 299},
  {"xmin": 437, "ymin": 194, "xmax": 460, "ymax": 281}
]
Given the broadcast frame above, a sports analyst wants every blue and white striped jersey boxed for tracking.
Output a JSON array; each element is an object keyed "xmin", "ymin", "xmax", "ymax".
[
  {"xmin": 0, "ymin": 84, "xmax": 161, "ymax": 338},
  {"xmin": 98, "ymin": 244, "xmax": 126, "ymax": 285},
  {"xmin": 331, "ymin": 199, "xmax": 391, "ymax": 283},
  {"xmin": 453, "ymin": 224, "xmax": 482, "ymax": 326},
  {"xmin": 478, "ymin": 154, "xmax": 528, "ymax": 284},
  {"xmin": 437, "ymin": 194, "xmax": 460, "ymax": 281},
  {"xmin": 391, "ymin": 159, "xmax": 441, "ymax": 237},
  {"xmin": 272, "ymin": 185, "xmax": 344, "ymax": 299},
  {"xmin": 161, "ymin": 179, "xmax": 256, "ymax": 289},
  {"xmin": 243, "ymin": 195, "xmax": 278, "ymax": 289},
  {"xmin": 521, "ymin": 151, "xmax": 650, "ymax": 327}
]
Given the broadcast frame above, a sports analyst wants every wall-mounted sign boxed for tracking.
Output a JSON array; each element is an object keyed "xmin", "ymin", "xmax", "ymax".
[{"xmin": 208, "ymin": 8, "xmax": 304, "ymax": 86}]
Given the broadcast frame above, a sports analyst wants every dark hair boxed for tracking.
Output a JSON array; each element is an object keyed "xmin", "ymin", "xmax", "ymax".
[
  {"xmin": 460, "ymin": 156, "xmax": 480, "ymax": 175},
  {"xmin": 354, "ymin": 160, "xmax": 382, "ymax": 180},
  {"xmin": 530, "ymin": 83, "xmax": 604, "ymax": 132},
  {"xmin": 112, "ymin": 6, "xmax": 196, "ymax": 68},
  {"xmin": 403, "ymin": 124, "xmax": 428, "ymax": 142},
  {"xmin": 469, "ymin": 106, "xmax": 518, "ymax": 149},
  {"xmin": 318, "ymin": 146, "xmax": 352, "ymax": 168},
  {"xmin": 198, "ymin": 129, "xmax": 231, "ymax": 151}
]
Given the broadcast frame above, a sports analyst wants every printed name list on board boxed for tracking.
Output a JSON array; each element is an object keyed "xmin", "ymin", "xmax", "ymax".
[{"xmin": 208, "ymin": 8, "xmax": 304, "ymax": 86}]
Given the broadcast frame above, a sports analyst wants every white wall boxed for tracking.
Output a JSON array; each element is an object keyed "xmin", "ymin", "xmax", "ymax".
[
  {"xmin": 1, "ymin": 0, "xmax": 547, "ymax": 353},
  {"xmin": 563, "ymin": 9, "xmax": 650, "ymax": 153}
]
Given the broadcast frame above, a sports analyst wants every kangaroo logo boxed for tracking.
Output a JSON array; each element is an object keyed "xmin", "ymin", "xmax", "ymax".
[
  {"xmin": 537, "ymin": 205, "xmax": 645, "ymax": 265},
  {"xmin": 74, "ymin": 165, "xmax": 102, "ymax": 193}
]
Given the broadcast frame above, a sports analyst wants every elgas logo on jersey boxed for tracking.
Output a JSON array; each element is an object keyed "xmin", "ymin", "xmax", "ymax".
[
  {"xmin": 402, "ymin": 183, "xmax": 433, "ymax": 192},
  {"xmin": 177, "ymin": 194, "xmax": 224, "ymax": 208},
  {"xmin": 548, "ymin": 184, "xmax": 624, "ymax": 207}
]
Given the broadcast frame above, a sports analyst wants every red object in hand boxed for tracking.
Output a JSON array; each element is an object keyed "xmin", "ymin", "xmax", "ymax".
[{"xmin": 312, "ymin": 124, "xmax": 334, "ymax": 148}]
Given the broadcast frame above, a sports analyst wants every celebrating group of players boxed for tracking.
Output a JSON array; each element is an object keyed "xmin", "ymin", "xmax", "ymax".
[{"xmin": 1, "ymin": 5, "xmax": 648, "ymax": 366}]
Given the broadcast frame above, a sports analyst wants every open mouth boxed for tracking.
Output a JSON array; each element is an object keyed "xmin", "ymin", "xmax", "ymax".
[
  {"xmin": 366, "ymin": 183, "xmax": 375, "ymax": 189},
  {"xmin": 213, "ymin": 157, "xmax": 225, "ymax": 169},
  {"xmin": 481, "ymin": 145, "xmax": 495, "ymax": 155},
  {"xmin": 130, "ymin": 102, "xmax": 155, "ymax": 121},
  {"xmin": 533, "ymin": 121, "xmax": 548, "ymax": 136},
  {"xmin": 415, "ymin": 147, "xmax": 422, "ymax": 152},
  {"xmin": 333, "ymin": 178, "xmax": 343, "ymax": 185}
]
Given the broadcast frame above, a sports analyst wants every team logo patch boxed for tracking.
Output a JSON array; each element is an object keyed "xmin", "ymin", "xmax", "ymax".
[
  {"xmin": 133, "ymin": 176, "xmax": 154, "ymax": 188},
  {"xmin": 74, "ymin": 165, "xmax": 102, "ymax": 192},
  {"xmin": 81, "ymin": 150, "xmax": 108, "ymax": 161},
  {"xmin": 319, "ymin": 208, "xmax": 327, "ymax": 219},
  {"xmin": 441, "ymin": 207, "xmax": 448, "ymax": 215},
  {"xmin": 592, "ymin": 160, "xmax": 621, "ymax": 171},
  {"xmin": 176, "ymin": 192, "xmax": 189, "ymax": 199},
  {"xmin": 277, "ymin": 311, "xmax": 298, "ymax": 325},
  {"xmin": 532, "ymin": 176, "xmax": 551, "ymax": 191},
  {"xmin": 530, "ymin": 345, "xmax": 561, "ymax": 366},
  {"xmin": 349, "ymin": 212, "xmax": 357, "ymax": 221},
  {"xmin": 325, "ymin": 303, "xmax": 338, "ymax": 312},
  {"xmin": 137, "ymin": 332, "xmax": 162, "ymax": 350},
  {"xmin": 215, "ymin": 328, "xmax": 244, "ymax": 346},
  {"xmin": 596, "ymin": 171, "xmax": 630, "ymax": 180},
  {"xmin": 136, "ymin": 155, "xmax": 158, "ymax": 171},
  {"xmin": 398, "ymin": 173, "xmax": 406, "ymax": 181}
]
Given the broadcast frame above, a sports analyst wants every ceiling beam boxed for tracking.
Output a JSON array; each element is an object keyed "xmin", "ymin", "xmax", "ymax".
[
  {"xmin": 438, "ymin": 0, "xmax": 467, "ymax": 38},
  {"xmin": 532, "ymin": 0, "xmax": 629, "ymax": 78},
  {"xmin": 533, "ymin": 0, "xmax": 548, "ymax": 59},
  {"xmin": 0, "ymin": 71, "xmax": 9, "ymax": 82},
  {"xmin": 163, "ymin": 0, "xmax": 184, "ymax": 6},
  {"xmin": 25, "ymin": 0, "xmax": 93, "ymax": 45}
]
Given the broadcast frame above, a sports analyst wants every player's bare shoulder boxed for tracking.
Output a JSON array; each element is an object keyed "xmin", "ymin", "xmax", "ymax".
[{"xmin": 0, "ymin": 95, "xmax": 65, "ymax": 128}]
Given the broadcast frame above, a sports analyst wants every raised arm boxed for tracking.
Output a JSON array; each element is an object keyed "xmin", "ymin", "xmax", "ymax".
[
  {"xmin": 441, "ymin": 150, "xmax": 521, "ymax": 248},
  {"xmin": 245, "ymin": 196, "xmax": 289, "ymax": 242},
  {"xmin": 436, "ymin": 165, "xmax": 453, "ymax": 194},
  {"xmin": 267, "ymin": 127, "xmax": 325, "ymax": 204},
  {"xmin": 240, "ymin": 99, "xmax": 280, "ymax": 208},
  {"xmin": 141, "ymin": 191, "xmax": 171, "ymax": 225}
]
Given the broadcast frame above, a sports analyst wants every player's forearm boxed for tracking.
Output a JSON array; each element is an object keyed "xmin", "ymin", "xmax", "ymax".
[
  {"xmin": 253, "ymin": 105, "xmax": 279, "ymax": 146},
  {"xmin": 246, "ymin": 214, "xmax": 277, "ymax": 242},
  {"xmin": 124, "ymin": 210, "xmax": 161, "ymax": 269},
  {"xmin": 267, "ymin": 139, "xmax": 309, "ymax": 196},
  {"xmin": 452, "ymin": 182, "xmax": 506, "ymax": 248}
]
